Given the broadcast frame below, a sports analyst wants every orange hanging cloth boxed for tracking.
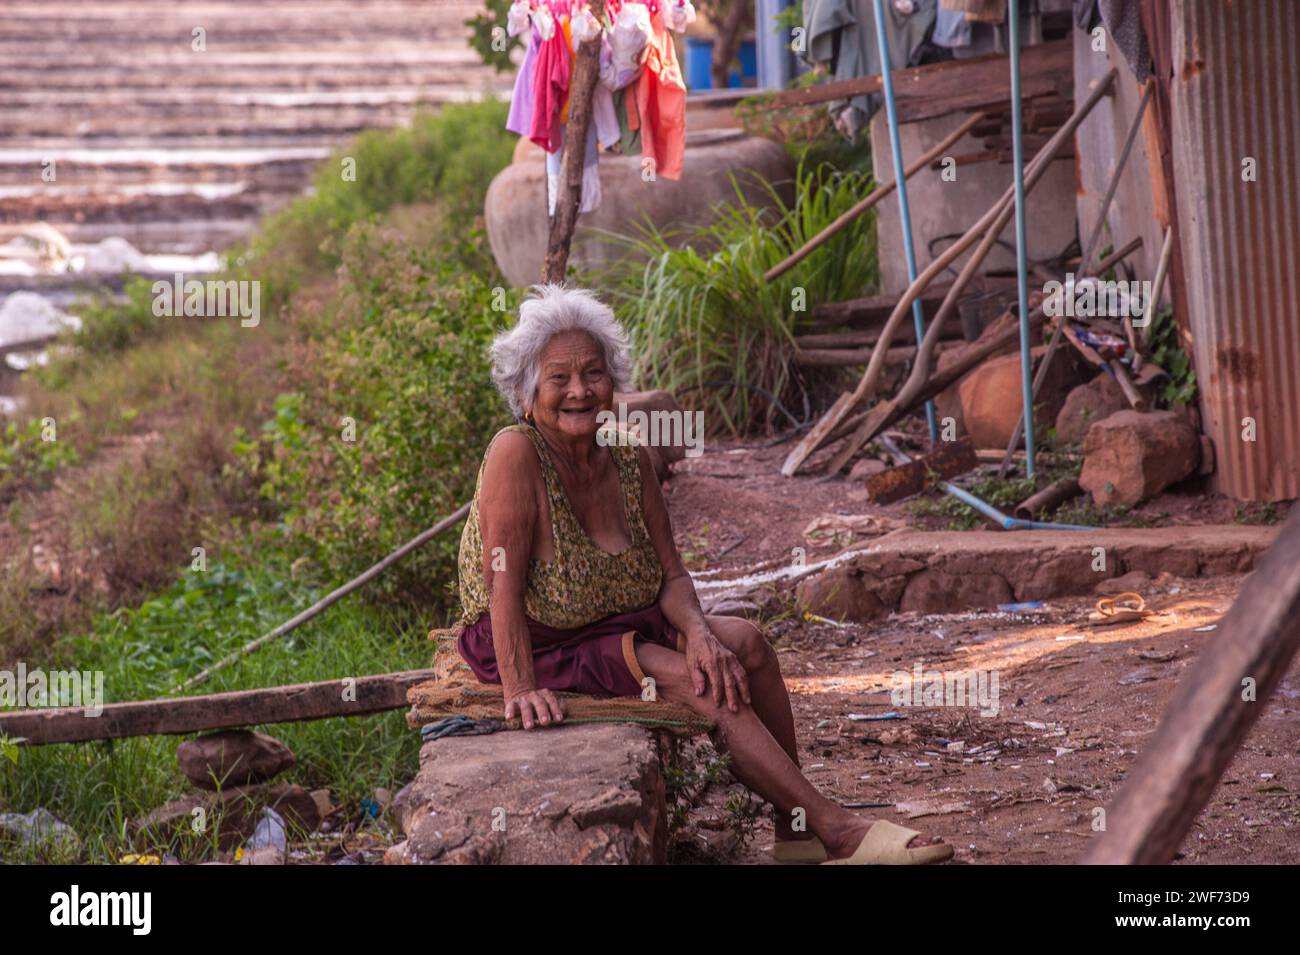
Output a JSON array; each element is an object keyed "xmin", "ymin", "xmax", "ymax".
[{"xmin": 627, "ymin": 4, "xmax": 686, "ymax": 180}]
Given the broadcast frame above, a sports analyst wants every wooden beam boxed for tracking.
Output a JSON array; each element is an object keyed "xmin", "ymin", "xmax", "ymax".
[
  {"xmin": 1, "ymin": 669, "xmax": 436, "ymax": 746},
  {"xmin": 755, "ymin": 39, "xmax": 1072, "ymax": 123},
  {"xmin": 1083, "ymin": 510, "xmax": 1300, "ymax": 864},
  {"xmin": 864, "ymin": 438, "xmax": 976, "ymax": 502}
]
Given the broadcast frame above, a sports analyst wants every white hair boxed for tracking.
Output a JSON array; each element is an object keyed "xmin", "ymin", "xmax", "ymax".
[{"xmin": 489, "ymin": 284, "xmax": 633, "ymax": 418}]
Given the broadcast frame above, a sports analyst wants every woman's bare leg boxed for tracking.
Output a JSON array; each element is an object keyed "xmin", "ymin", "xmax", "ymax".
[
  {"xmin": 636, "ymin": 640, "xmax": 943, "ymax": 859},
  {"xmin": 703, "ymin": 616, "xmax": 805, "ymax": 841}
]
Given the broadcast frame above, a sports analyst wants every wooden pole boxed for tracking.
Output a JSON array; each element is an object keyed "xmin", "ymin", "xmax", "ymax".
[
  {"xmin": 180, "ymin": 503, "xmax": 469, "ymax": 690},
  {"xmin": 2, "ymin": 670, "xmax": 437, "ymax": 746},
  {"xmin": 779, "ymin": 70, "xmax": 1116, "ymax": 478},
  {"xmin": 1083, "ymin": 510, "xmax": 1300, "ymax": 864},
  {"xmin": 543, "ymin": 1, "xmax": 605, "ymax": 283}
]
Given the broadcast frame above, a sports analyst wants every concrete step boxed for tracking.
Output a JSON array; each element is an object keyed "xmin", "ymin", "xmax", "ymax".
[{"xmin": 794, "ymin": 525, "xmax": 1279, "ymax": 621}]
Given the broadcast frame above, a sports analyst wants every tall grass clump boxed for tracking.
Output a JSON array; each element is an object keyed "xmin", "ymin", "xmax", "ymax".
[{"xmin": 604, "ymin": 162, "xmax": 878, "ymax": 435}]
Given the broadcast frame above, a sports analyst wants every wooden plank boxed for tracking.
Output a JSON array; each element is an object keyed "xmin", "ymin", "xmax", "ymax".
[
  {"xmin": 1083, "ymin": 510, "xmax": 1300, "ymax": 863},
  {"xmin": 756, "ymin": 39, "xmax": 1072, "ymax": 123},
  {"xmin": 0, "ymin": 669, "xmax": 437, "ymax": 745},
  {"xmin": 864, "ymin": 438, "xmax": 977, "ymax": 502},
  {"xmin": 808, "ymin": 284, "xmax": 955, "ymax": 327}
]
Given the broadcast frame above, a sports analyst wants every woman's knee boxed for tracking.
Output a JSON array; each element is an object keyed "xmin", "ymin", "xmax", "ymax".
[{"xmin": 708, "ymin": 615, "xmax": 776, "ymax": 673}]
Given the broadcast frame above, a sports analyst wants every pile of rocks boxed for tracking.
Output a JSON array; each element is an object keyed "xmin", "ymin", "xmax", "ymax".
[{"xmin": 133, "ymin": 729, "xmax": 328, "ymax": 864}]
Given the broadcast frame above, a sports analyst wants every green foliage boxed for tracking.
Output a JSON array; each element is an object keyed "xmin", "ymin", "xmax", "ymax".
[
  {"xmin": 233, "ymin": 222, "xmax": 510, "ymax": 606},
  {"xmin": 0, "ymin": 416, "xmax": 81, "ymax": 502},
  {"xmin": 66, "ymin": 278, "xmax": 165, "ymax": 359},
  {"xmin": 1233, "ymin": 502, "xmax": 1283, "ymax": 526},
  {"xmin": 602, "ymin": 162, "xmax": 879, "ymax": 435},
  {"xmin": 464, "ymin": 0, "xmax": 523, "ymax": 73},
  {"xmin": 2, "ymin": 556, "xmax": 429, "ymax": 863},
  {"xmin": 228, "ymin": 100, "xmax": 514, "ymax": 302},
  {"xmin": 1145, "ymin": 304, "xmax": 1197, "ymax": 408}
]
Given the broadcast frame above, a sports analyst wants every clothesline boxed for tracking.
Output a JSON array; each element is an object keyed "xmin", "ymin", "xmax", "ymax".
[{"xmin": 505, "ymin": 0, "xmax": 695, "ymax": 216}]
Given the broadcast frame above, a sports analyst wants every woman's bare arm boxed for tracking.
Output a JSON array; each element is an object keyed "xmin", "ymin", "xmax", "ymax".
[
  {"xmin": 637, "ymin": 444, "xmax": 749, "ymax": 710},
  {"xmin": 478, "ymin": 431, "xmax": 564, "ymax": 726}
]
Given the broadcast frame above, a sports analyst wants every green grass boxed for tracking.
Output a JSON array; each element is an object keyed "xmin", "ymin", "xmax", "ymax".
[
  {"xmin": 602, "ymin": 161, "xmax": 880, "ymax": 435},
  {"xmin": 0, "ymin": 553, "xmax": 439, "ymax": 863}
]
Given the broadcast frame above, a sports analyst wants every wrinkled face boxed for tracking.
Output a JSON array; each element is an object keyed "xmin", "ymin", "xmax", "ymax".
[{"xmin": 528, "ymin": 330, "xmax": 614, "ymax": 440}]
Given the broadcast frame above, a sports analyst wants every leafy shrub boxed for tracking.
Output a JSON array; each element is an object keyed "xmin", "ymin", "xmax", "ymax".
[{"xmin": 235, "ymin": 220, "xmax": 511, "ymax": 607}]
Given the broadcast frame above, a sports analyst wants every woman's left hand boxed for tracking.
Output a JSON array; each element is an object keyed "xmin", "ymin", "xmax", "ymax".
[{"xmin": 683, "ymin": 627, "xmax": 750, "ymax": 713}]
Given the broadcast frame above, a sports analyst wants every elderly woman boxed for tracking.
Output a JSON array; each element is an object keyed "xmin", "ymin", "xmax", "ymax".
[{"xmin": 454, "ymin": 285, "xmax": 952, "ymax": 865}]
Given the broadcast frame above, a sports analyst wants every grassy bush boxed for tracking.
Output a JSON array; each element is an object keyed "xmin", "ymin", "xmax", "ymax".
[
  {"xmin": 603, "ymin": 162, "xmax": 879, "ymax": 435},
  {"xmin": 0, "ymin": 555, "xmax": 428, "ymax": 864},
  {"xmin": 232, "ymin": 218, "xmax": 511, "ymax": 607}
]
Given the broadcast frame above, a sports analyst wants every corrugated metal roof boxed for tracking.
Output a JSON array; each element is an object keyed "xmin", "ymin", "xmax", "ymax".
[{"xmin": 1170, "ymin": 0, "xmax": 1300, "ymax": 502}]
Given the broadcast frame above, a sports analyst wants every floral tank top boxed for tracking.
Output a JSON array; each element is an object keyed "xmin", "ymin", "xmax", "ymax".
[{"xmin": 457, "ymin": 423, "xmax": 664, "ymax": 630}]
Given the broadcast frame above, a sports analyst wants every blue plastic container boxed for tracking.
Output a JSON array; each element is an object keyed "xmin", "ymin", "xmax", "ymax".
[{"xmin": 685, "ymin": 36, "xmax": 714, "ymax": 90}]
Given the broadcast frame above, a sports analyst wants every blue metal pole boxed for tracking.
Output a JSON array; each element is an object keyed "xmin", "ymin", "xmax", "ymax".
[
  {"xmin": 870, "ymin": 0, "xmax": 937, "ymax": 443},
  {"xmin": 1008, "ymin": 0, "xmax": 1035, "ymax": 479}
]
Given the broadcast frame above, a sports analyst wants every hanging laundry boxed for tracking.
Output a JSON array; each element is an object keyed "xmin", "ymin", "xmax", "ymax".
[
  {"xmin": 503, "ymin": 1, "xmax": 692, "ymax": 212},
  {"xmin": 802, "ymin": 0, "xmax": 938, "ymax": 137},
  {"xmin": 529, "ymin": 19, "xmax": 571, "ymax": 153},
  {"xmin": 619, "ymin": 1, "xmax": 690, "ymax": 180}
]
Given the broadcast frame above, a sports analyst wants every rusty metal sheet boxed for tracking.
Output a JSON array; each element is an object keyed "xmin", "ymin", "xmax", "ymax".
[{"xmin": 1169, "ymin": 0, "xmax": 1300, "ymax": 502}]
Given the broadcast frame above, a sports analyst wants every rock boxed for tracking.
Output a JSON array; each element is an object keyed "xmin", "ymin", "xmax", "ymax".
[
  {"xmin": 177, "ymin": 730, "xmax": 296, "ymax": 790},
  {"xmin": 1095, "ymin": 569, "xmax": 1154, "ymax": 596},
  {"xmin": 0, "ymin": 807, "xmax": 81, "ymax": 856},
  {"xmin": 959, "ymin": 345, "xmax": 1088, "ymax": 449},
  {"xmin": 395, "ymin": 723, "xmax": 665, "ymax": 864},
  {"xmin": 1054, "ymin": 373, "xmax": 1129, "ymax": 446},
  {"xmin": 0, "ymin": 291, "xmax": 80, "ymax": 349},
  {"xmin": 795, "ymin": 557, "xmax": 924, "ymax": 622},
  {"xmin": 899, "ymin": 569, "xmax": 1013, "ymax": 614},
  {"xmin": 134, "ymin": 783, "xmax": 320, "ymax": 852},
  {"xmin": 1078, "ymin": 410, "xmax": 1200, "ymax": 507},
  {"xmin": 849, "ymin": 457, "xmax": 888, "ymax": 480},
  {"xmin": 485, "ymin": 132, "xmax": 795, "ymax": 287},
  {"xmin": 81, "ymin": 236, "xmax": 149, "ymax": 273},
  {"xmin": 612, "ymin": 389, "xmax": 690, "ymax": 471}
]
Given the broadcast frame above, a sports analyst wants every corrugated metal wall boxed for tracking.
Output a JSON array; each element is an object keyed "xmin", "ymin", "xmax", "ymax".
[{"xmin": 1171, "ymin": 0, "xmax": 1300, "ymax": 502}]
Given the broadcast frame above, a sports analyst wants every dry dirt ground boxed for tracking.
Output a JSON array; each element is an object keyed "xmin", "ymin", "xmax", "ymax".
[{"xmin": 663, "ymin": 438, "xmax": 1300, "ymax": 865}]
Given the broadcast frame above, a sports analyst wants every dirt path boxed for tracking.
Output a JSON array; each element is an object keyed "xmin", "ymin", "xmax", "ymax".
[{"xmin": 665, "ymin": 439, "xmax": 1300, "ymax": 864}]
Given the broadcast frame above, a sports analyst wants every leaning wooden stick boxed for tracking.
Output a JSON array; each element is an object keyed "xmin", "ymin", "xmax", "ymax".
[
  {"xmin": 781, "ymin": 70, "xmax": 1117, "ymax": 477},
  {"xmin": 543, "ymin": 0, "xmax": 605, "ymax": 282},
  {"xmin": 765, "ymin": 111, "xmax": 986, "ymax": 282},
  {"xmin": 1084, "ymin": 510, "xmax": 1300, "ymax": 864},
  {"xmin": 179, "ymin": 503, "xmax": 471, "ymax": 691}
]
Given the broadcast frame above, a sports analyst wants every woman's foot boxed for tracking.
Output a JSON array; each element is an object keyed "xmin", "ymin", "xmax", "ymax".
[{"xmin": 822, "ymin": 818, "xmax": 946, "ymax": 861}]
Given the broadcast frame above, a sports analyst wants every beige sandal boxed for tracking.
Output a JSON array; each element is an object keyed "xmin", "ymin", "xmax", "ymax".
[
  {"xmin": 1088, "ymin": 592, "xmax": 1152, "ymax": 627},
  {"xmin": 772, "ymin": 836, "xmax": 828, "ymax": 864},
  {"xmin": 820, "ymin": 820, "xmax": 954, "ymax": 865}
]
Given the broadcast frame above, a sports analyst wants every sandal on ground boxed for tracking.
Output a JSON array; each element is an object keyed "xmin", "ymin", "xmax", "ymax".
[
  {"xmin": 820, "ymin": 820, "xmax": 954, "ymax": 865},
  {"xmin": 1088, "ymin": 592, "xmax": 1154, "ymax": 627},
  {"xmin": 772, "ymin": 835, "xmax": 827, "ymax": 864}
]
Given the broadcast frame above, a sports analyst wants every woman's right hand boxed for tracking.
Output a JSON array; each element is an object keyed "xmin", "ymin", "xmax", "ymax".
[{"xmin": 504, "ymin": 687, "xmax": 566, "ymax": 730}]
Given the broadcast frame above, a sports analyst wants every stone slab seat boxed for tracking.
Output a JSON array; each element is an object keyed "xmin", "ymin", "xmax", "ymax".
[{"xmin": 386, "ymin": 629, "xmax": 713, "ymax": 865}]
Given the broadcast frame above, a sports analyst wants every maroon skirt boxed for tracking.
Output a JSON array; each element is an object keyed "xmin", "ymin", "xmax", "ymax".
[{"xmin": 456, "ymin": 602, "xmax": 685, "ymax": 698}]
